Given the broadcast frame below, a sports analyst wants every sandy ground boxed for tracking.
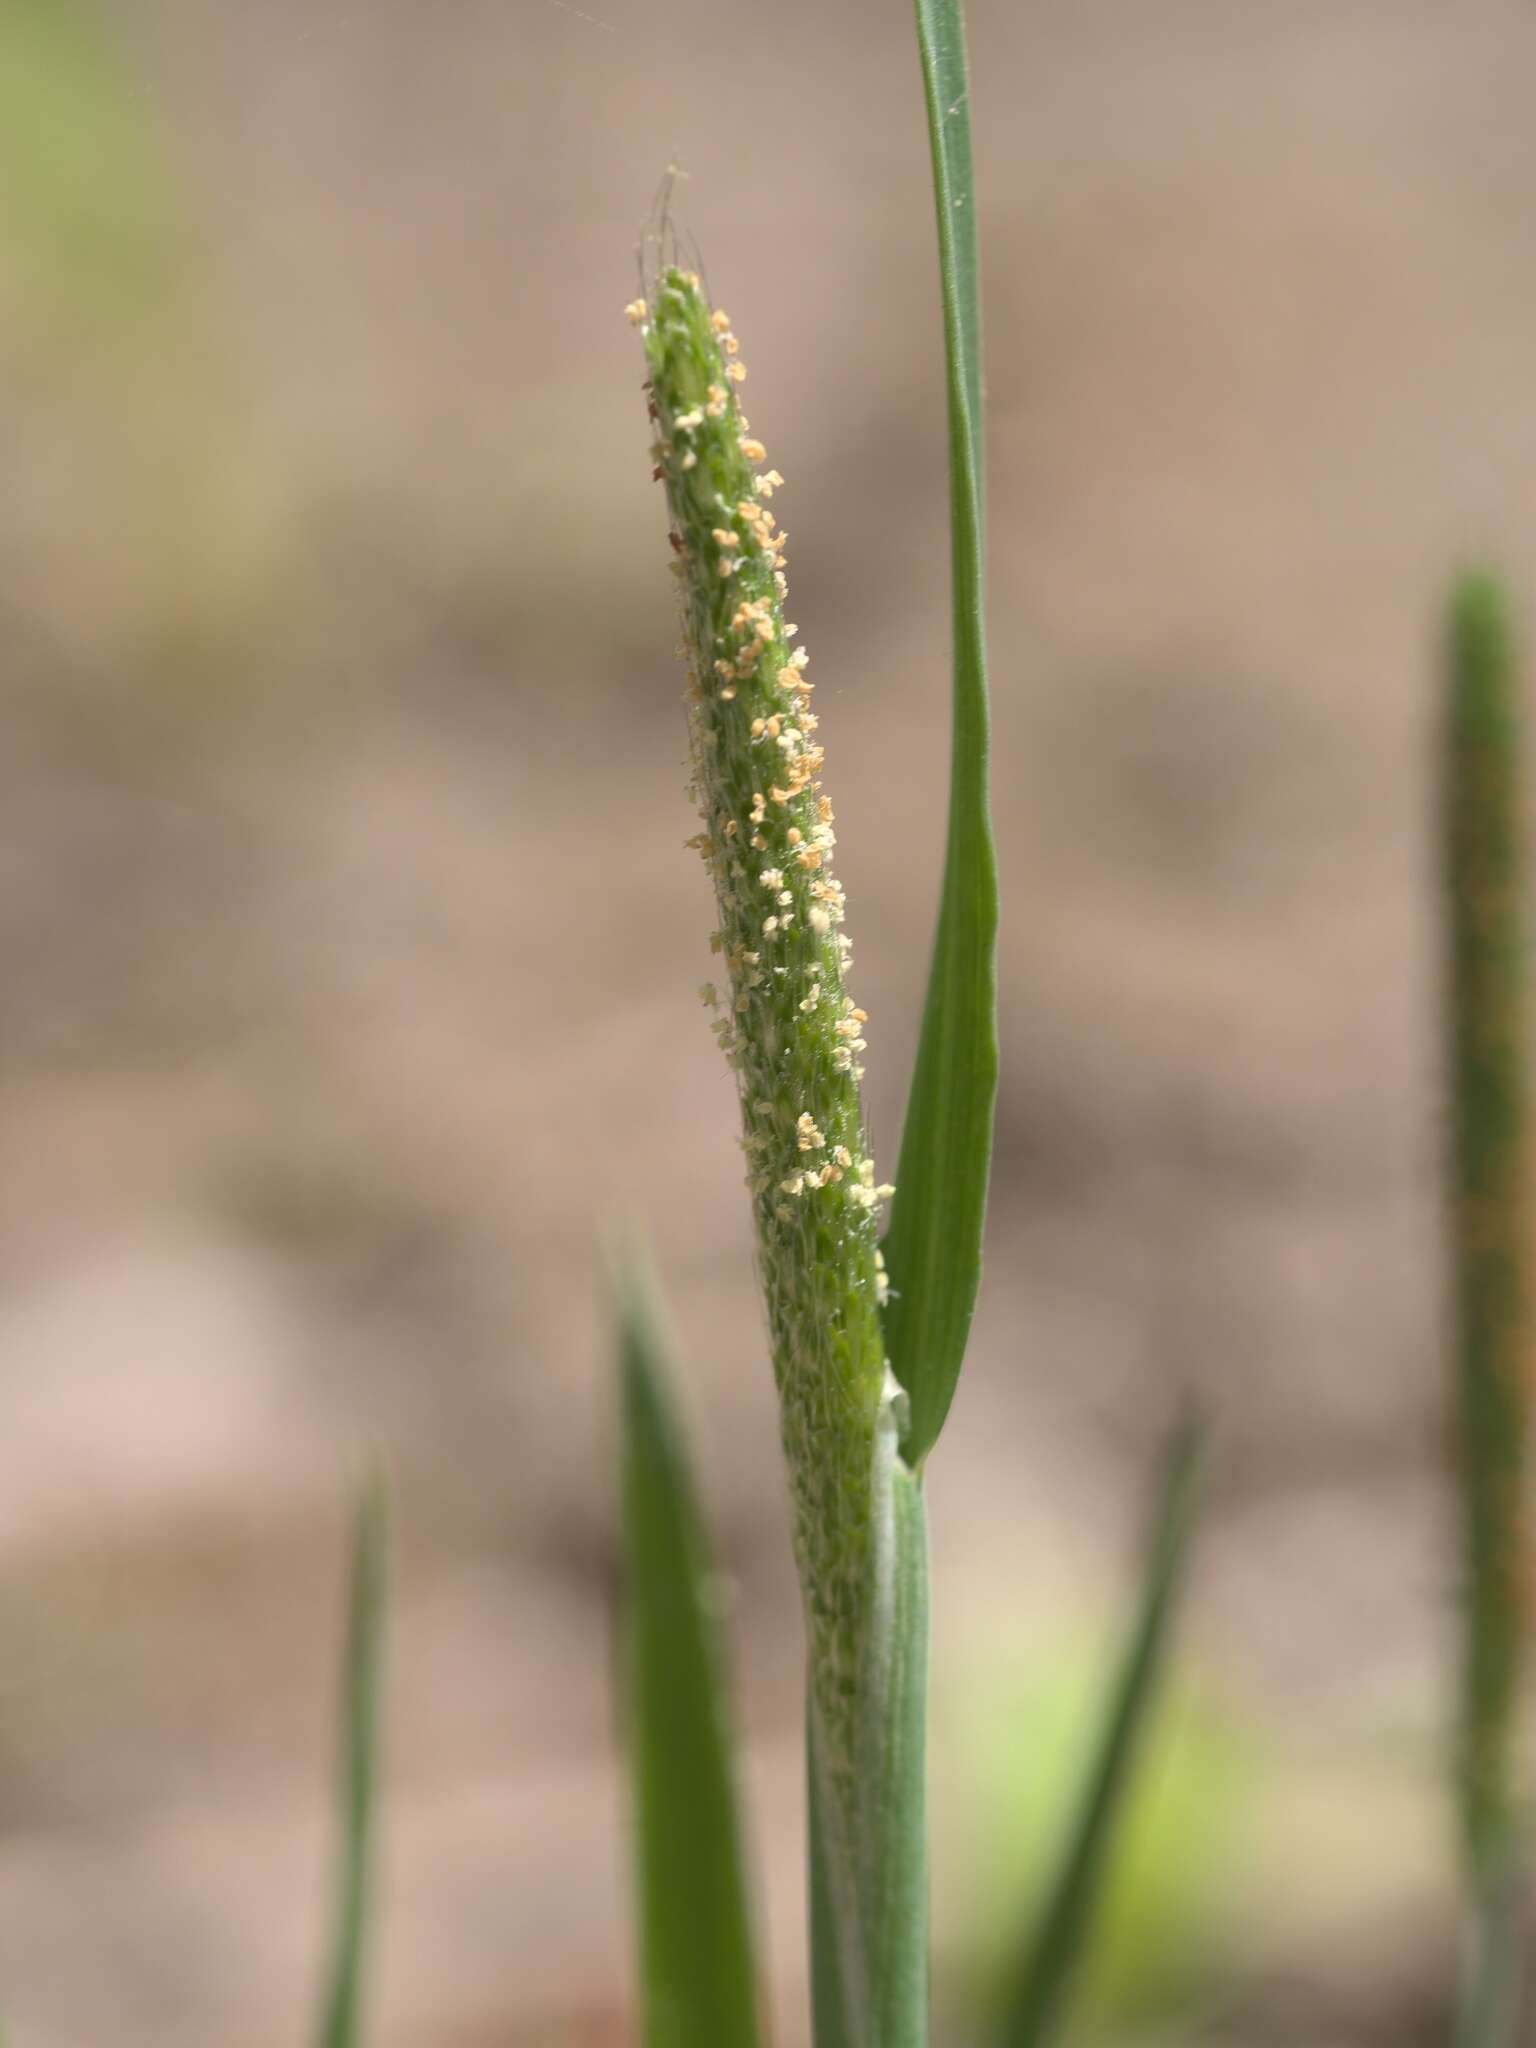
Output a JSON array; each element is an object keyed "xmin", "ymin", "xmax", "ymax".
[{"xmin": 2, "ymin": 0, "xmax": 1535, "ymax": 2039}]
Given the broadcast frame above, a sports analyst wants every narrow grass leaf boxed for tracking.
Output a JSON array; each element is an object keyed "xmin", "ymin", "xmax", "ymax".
[
  {"xmin": 1000, "ymin": 1415, "xmax": 1205, "ymax": 2048},
  {"xmin": 617, "ymin": 1257, "xmax": 763, "ymax": 2048},
  {"xmin": 317, "ymin": 1466, "xmax": 388, "ymax": 2048},
  {"xmin": 1445, "ymin": 572, "xmax": 1532, "ymax": 2046},
  {"xmin": 882, "ymin": 0, "xmax": 999, "ymax": 1466}
]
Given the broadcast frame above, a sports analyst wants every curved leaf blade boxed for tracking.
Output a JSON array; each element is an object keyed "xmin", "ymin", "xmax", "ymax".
[
  {"xmin": 1000, "ymin": 1415, "xmax": 1205, "ymax": 2048},
  {"xmin": 617, "ymin": 1258, "xmax": 763, "ymax": 2048},
  {"xmin": 882, "ymin": 0, "xmax": 999, "ymax": 1466}
]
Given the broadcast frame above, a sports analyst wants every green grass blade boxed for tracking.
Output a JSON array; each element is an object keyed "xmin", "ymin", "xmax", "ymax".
[
  {"xmin": 317, "ymin": 1467, "xmax": 388, "ymax": 2048},
  {"xmin": 1445, "ymin": 572, "xmax": 1532, "ymax": 2046},
  {"xmin": 617, "ymin": 1257, "xmax": 763, "ymax": 2048},
  {"xmin": 1000, "ymin": 1415, "xmax": 1205, "ymax": 2048},
  {"xmin": 882, "ymin": 0, "xmax": 999, "ymax": 1466}
]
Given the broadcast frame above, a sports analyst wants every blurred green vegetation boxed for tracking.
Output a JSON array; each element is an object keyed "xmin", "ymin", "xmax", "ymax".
[
  {"xmin": 944, "ymin": 1636, "xmax": 1251, "ymax": 2041},
  {"xmin": 0, "ymin": 0, "xmax": 189, "ymax": 357},
  {"xmin": 0, "ymin": 0, "xmax": 292, "ymax": 715}
]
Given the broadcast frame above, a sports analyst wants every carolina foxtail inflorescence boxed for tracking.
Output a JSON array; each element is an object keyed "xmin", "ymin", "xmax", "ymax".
[{"xmin": 629, "ymin": 269, "xmax": 896, "ymax": 1784}]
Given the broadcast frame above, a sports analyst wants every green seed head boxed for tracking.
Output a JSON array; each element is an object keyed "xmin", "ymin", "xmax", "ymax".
[{"xmin": 631, "ymin": 270, "xmax": 893, "ymax": 1780}]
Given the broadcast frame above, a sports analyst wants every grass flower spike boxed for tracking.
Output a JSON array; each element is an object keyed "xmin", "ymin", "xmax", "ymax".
[
  {"xmin": 632, "ymin": 270, "xmax": 897, "ymax": 1801},
  {"xmin": 1445, "ymin": 573, "xmax": 1533, "ymax": 2044}
]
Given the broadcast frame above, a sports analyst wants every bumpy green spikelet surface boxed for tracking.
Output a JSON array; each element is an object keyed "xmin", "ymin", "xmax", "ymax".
[
  {"xmin": 1446, "ymin": 572, "xmax": 1532, "ymax": 1884},
  {"xmin": 630, "ymin": 271, "xmax": 894, "ymax": 1781}
]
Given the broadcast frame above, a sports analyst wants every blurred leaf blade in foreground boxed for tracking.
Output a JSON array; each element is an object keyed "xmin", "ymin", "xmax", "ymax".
[
  {"xmin": 317, "ymin": 1467, "xmax": 389, "ymax": 2048},
  {"xmin": 617, "ymin": 1257, "xmax": 763, "ymax": 2048},
  {"xmin": 1444, "ymin": 572, "xmax": 1532, "ymax": 2047},
  {"xmin": 881, "ymin": 0, "xmax": 999, "ymax": 1467},
  {"xmin": 1000, "ymin": 1414, "xmax": 1205, "ymax": 2048}
]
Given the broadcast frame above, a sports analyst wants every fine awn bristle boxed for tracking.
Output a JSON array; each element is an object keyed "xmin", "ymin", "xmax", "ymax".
[{"xmin": 630, "ymin": 271, "xmax": 899, "ymax": 1793}]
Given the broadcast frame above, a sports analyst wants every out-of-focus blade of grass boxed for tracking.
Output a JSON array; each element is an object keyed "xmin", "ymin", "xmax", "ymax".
[
  {"xmin": 1445, "ymin": 572, "xmax": 1532, "ymax": 2048},
  {"xmin": 808, "ymin": 1405, "xmax": 930, "ymax": 2048},
  {"xmin": 317, "ymin": 1468, "xmax": 388, "ymax": 2048},
  {"xmin": 1000, "ymin": 1416, "xmax": 1205, "ymax": 2048},
  {"xmin": 881, "ymin": 0, "xmax": 999, "ymax": 1468},
  {"xmin": 618, "ymin": 1258, "xmax": 763, "ymax": 2048}
]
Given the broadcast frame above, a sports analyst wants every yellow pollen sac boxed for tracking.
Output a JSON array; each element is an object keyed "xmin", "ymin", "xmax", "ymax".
[
  {"xmin": 796, "ymin": 1113, "xmax": 825, "ymax": 1152},
  {"xmin": 726, "ymin": 361, "xmax": 747, "ymax": 383},
  {"xmin": 741, "ymin": 437, "xmax": 767, "ymax": 462},
  {"xmin": 710, "ymin": 308, "xmax": 732, "ymax": 333},
  {"xmin": 624, "ymin": 297, "xmax": 648, "ymax": 325}
]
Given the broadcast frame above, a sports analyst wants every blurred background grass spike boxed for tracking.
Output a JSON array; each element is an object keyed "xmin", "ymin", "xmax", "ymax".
[{"xmin": 1444, "ymin": 572, "xmax": 1533, "ymax": 2047}]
